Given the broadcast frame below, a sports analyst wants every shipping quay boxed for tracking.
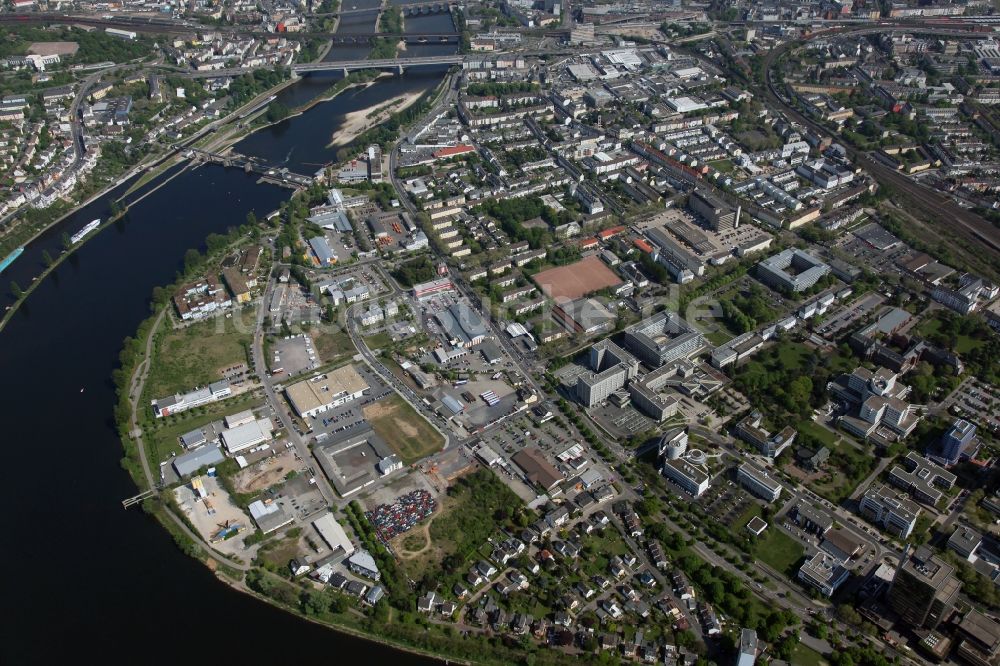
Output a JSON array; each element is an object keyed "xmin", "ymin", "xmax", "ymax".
[{"xmin": 186, "ymin": 148, "xmax": 315, "ymax": 188}]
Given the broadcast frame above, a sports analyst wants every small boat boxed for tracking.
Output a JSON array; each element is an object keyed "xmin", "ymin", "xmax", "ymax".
[{"xmin": 80, "ymin": 388, "xmax": 85, "ymax": 393}]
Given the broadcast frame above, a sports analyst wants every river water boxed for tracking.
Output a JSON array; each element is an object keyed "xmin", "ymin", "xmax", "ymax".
[{"xmin": 0, "ymin": 11, "xmax": 457, "ymax": 664}]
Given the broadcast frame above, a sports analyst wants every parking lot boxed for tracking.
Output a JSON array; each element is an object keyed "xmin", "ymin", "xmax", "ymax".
[
  {"xmin": 815, "ymin": 293, "xmax": 885, "ymax": 340},
  {"xmin": 270, "ymin": 333, "xmax": 319, "ymax": 378},
  {"xmin": 306, "ymin": 364, "xmax": 392, "ymax": 443},
  {"xmin": 365, "ymin": 489, "xmax": 437, "ymax": 543},
  {"xmin": 700, "ymin": 480, "xmax": 755, "ymax": 526},
  {"xmin": 944, "ymin": 378, "xmax": 1000, "ymax": 434},
  {"xmin": 590, "ymin": 403, "xmax": 658, "ymax": 439}
]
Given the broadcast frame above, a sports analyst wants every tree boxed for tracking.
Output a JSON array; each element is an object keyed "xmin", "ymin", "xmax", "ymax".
[
  {"xmin": 10, "ymin": 281, "xmax": 23, "ymax": 299},
  {"xmin": 61, "ymin": 232, "xmax": 71, "ymax": 250},
  {"xmin": 42, "ymin": 250, "xmax": 54, "ymax": 266},
  {"xmin": 246, "ymin": 211, "xmax": 258, "ymax": 227},
  {"xmin": 183, "ymin": 248, "xmax": 203, "ymax": 273},
  {"xmin": 265, "ymin": 101, "xmax": 291, "ymax": 124},
  {"xmin": 302, "ymin": 589, "xmax": 330, "ymax": 616}
]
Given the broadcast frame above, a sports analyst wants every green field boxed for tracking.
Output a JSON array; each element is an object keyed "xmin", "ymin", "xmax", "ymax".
[
  {"xmin": 708, "ymin": 158, "xmax": 736, "ymax": 173},
  {"xmin": 362, "ymin": 332, "xmax": 393, "ymax": 351},
  {"xmin": 792, "ymin": 644, "xmax": 828, "ymax": 666},
  {"xmin": 918, "ymin": 315, "xmax": 984, "ymax": 354},
  {"xmin": 797, "ymin": 419, "xmax": 840, "ymax": 448},
  {"xmin": 755, "ymin": 528, "xmax": 805, "ymax": 576},
  {"xmin": 363, "ymin": 393, "xmax": 443, "ymax": 464},
  {"xmin": 705, "ymin": 329, "xmax": 734, "ymax": 346},
  {"xmin": 776, "ymin": 342, "xmax": 812, "ymax": 371},
  {"xmin": 146, "ymin": 317, "xmax": 251, "ymax": 399},
  {"xmin": 311, "ymin": 326, "xmax": 355, "ymax": 363}
]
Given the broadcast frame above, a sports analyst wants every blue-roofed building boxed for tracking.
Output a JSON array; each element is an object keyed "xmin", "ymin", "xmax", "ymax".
[
  {"xmin": 172, "ymin": 444, "xmax": 225, "ymax": 477},
  {"xmin": 309, "ymin": 236, "xmax": 337, "ymax": 265},
  {"xmin": 179, "ymin": 428, "xmax": 207, "ymax": 449},
  {"xmin": 309, "ymin": 209, "xmax": 353, "ymax": 232},
  {"xmin": 434, "ymin": 302, "xmax": 490, "ymax": 347},
  {"xmin": 441, "ymin": 394, "xmax": 465, "ymax": 414},
  {"xmin": 938, "ymin": 419, "xmax": 976, "ymax": 465}
]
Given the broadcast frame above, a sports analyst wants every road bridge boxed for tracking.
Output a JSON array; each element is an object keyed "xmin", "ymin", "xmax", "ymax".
[
  {"xmin": 309, "ymin": 1, "xmax": 456, "ymax": 17},
  {"xmin": 186, "ymin": 54, "xmax": 463, "ymax": 78},
  {"xmin": 326, "ymin": 31, "xmax": 459, "ymax": 43}
]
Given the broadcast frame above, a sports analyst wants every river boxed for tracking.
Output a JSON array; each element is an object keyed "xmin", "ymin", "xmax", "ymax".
[
  {"xmin": 235, "ymin": 6, "xmax": 457, "ymax": 173},
  {"xmin": 0, "ymin": 11, "xmax": 458, "ymax": 663}
]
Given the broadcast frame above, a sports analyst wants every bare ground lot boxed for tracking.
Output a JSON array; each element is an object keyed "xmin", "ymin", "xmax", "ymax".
[
  {"xmin": 233, "ymin": 449, "xmax": 303, "ymax": 494},
  {"xmin": 532, "ymin": 255, "xmax": 623, "ymax": 301},
  {"xmin": 174, "ymin": 475, "xmax": 253, "ymax": 557}
]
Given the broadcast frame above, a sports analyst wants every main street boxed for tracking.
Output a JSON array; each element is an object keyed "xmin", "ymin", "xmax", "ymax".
[{"xmin": 251, "ymin": 264, "xmax": 340, "ymax": 507}]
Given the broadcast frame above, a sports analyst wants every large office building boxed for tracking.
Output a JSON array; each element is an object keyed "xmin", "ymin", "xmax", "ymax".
[
  {"xmin": 576, "ymin": 340, "xmax": 640, "ymax": 407},
  {"xmin": 830, "ymin": 365, "xmax": 921, "ymax": 442},
  {"xmin": 734, "ymin": 411, "xmax": 797, "ymax": 458},
  {"xmin": 955, "ymin": 609, "xmax": 1000, "ymax": 666},
  {"xmin": 689, "ymin": 189, "xmax": 740, "ymax": 232},
  {"xmin": 152, "ymin": 380, "xmax": 231, "ymax": 418},
  {"xmin": 623, "ymin": 311, "xmax": 704, "ymax": 368},
  {"xmin": 888, "ymin": 546, "xmax": 961, "ymax": 630},
  {"xmin": 736, "ymin": 462, "xmax": 782, "ymax": 503},
  {"xmin": 797, "ymin": 552, "xmax": 849, "ymax": 597},
  {"xmin": 887, "ymin": 452, "xmax": 956, "ymax": 506},
  {"xmin": 756, "ymin": 248, "xmax": 829, "ymax": 293},
  {"xmin": 939, "ymin": 418, "xmax": 977, "ymax": 466},
  {"xmin": 859, "ymin": 483, "xmax": 921, "ymax": 538},
  {"xmin": 285, "ymin": 366, "xmax": 369, "ymax": 418},
  {"xmin": 660, "ymin": 458, "xmax": 710, "ymax": 497}
]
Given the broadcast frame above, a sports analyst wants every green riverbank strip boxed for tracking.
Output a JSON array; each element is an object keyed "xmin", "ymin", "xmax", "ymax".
[{"xmin": 0, "ymin": 209, "xmax": 130, "ymax": 334}]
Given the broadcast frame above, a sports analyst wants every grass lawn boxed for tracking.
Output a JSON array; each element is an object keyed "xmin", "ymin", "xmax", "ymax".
[
  {"xmin": 145, "ymin": 392, "xmax": 262, "ymax": 464},
  {"xmin": 755, "ymin": 528, "xmax": 805, "ymax": 577},
  {"xmin": 363, "ymin": 331, "xmax": 393, "ymax": 351},
  {"xmin": 257, "ymin": 533, "xmax": 301, "ymax": 569},
  {"xmin": 146, "ymin": 317, "xmax": 251, "ymax": 399},
  {"xmin": 735, "ymin": 502, "xmax": 763, "ymax": 528},
  {"xmin": 776, "ymin": 341, "xmax": 811, "ymax": 371},
  {"xmin": 363, "ymin": 393, "xmax": 443, "ymax": 464},
  {"xmin": 705, "ymin": 327, "xmax": 736, "ymax": 346},
  {"xmin": 918, "ymin": 315, "xmax": 983, "ymax": 354},
  {"xmin": 798, "ymin": 419, "xmax": 840, "ymax": 448},
  {"xmin": 708, "ymin": 158, "xmax": 736, "ymax": 173},
  {"xmin": 792, "ymin": 644, "xmax": 828, "ymax": 666},
  {"xmin": 310, "ymin": 326, "xmax": 355, "ymax": 363}
]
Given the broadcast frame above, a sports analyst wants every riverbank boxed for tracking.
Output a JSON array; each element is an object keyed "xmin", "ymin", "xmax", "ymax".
[
  {"xmin": 329, "ymin": 89, "xmax": 423, "ymax": 147},
  {"xmin": 0, "ymin": 206, "xmax": 135, "ymax": 333}
]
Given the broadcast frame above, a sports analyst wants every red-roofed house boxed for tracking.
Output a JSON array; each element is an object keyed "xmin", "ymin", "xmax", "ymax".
[
  {"xmin": 433, "ymin": 144, "xmax": 476, "ymax": 160},
  {"xmin": 579, "ymin": 237, "xmax": 599, "ymax": 250},
  {"xmin": 597, "ymin": 225, "xmax": 626, "ymax": 240},
  {"xmin": 634, "ymin": 238, "xmax": 654, "ymax": 254}
]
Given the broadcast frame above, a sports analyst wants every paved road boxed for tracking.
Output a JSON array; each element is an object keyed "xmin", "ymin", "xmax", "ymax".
[{"xmin": 252, "ymin": 263, "xmax": 340, "ymax": 507}]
